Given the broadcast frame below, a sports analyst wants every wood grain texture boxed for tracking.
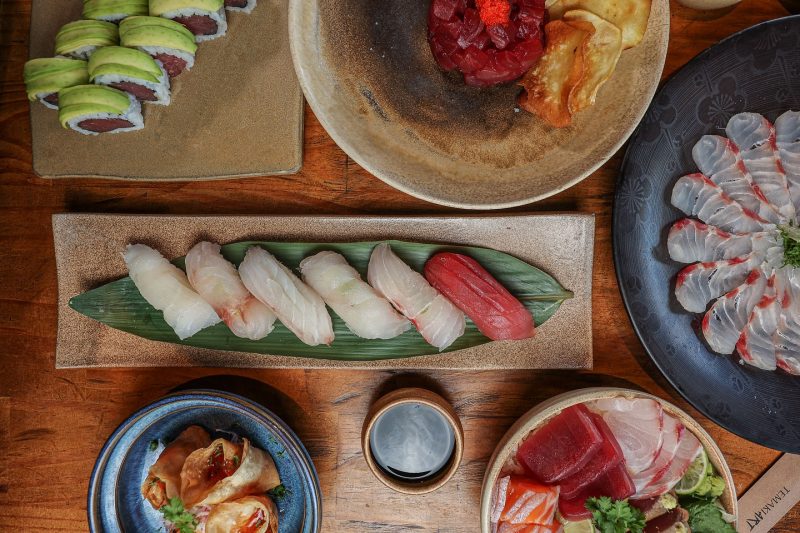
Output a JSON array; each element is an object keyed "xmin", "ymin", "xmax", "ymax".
[{"xmin": 0, "ymin": 0, "xmax": 797, "ymax": 531}]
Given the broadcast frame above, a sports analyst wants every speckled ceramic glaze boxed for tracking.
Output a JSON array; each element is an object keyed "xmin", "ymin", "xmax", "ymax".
[
  {"xmin": 613, "ymin": 16, "xmax": 800, "ymax": 452},
  {"xmin": 87, "ymin": 390, "xmax": 321, "ymax": 532}
]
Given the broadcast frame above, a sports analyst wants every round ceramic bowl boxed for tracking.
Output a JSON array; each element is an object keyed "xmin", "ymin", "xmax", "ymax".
[
  {"xmin": 288, "ymin": 0, "xmax": 670, "ymax": 209},
  {"xmin": 479, "ymin": 387, "xmax": 738, "ymax": 532},
  {"xmin": 88, "ymin": 389, "xmax": 321, "ymax": 533},
  {"xmin": 362, "ymin": 387, "xmax": 464, "ymax": 494}
]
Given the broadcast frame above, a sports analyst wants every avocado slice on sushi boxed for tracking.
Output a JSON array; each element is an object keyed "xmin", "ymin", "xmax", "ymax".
[
  {"xmin": 150, "ymin": 0, "xmax": 228, "ymax": 43},
  {"xmin": 58, "ymin": 85, "xmax": 144, "ymax": 135},
  {"xmin": 87, "ymin": 46, "xmax": 171, "ymax": 105},
  {"xmin": 83, "ymin": 0, "xmax": 149, "ymax": 22},
  {"xmin": 24, "ymin": 57, "xmax": 89, "ymax": 109},
  {"xmin": 119, "ymin": 16, "xmax": 198, "ymax": 77},
  {"xmin": 55, "ymin": 20, "xmax": 119, "ymax": 60}
]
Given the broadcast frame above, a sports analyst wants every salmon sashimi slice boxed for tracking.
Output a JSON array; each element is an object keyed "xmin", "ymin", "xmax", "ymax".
[
  {"xmin": 497, "ymin": 522, "xmax": 563, "ymax": 533},
  {"xmin": 516, "ymin": 404, "xmax": 603, "ymax": 483},
  {"xmin": 558, "ymin": 413, "xmax": 625, "ymax": 499},
  {"xmin": 494, "ymin": 476, "xmax": 559, "ymax": 525}
]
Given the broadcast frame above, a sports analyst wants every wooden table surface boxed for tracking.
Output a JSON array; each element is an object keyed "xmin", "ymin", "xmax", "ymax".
[{"xmin": 1, "ymin": 1, "xmax": 798, "ymax": 531}]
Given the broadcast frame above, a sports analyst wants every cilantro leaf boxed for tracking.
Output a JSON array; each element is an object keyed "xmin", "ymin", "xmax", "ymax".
[
  {"xmin": 680, "ymin": 497, "xmax": 736, "ymax": 533},
  {"xmin": 159, "ymin": 497, "xmax": 197, "ymax": 533},
  {"xmin": 268, "ymin": 483, "xmax": 288, "ymax": 500},
  {"xmin": 586, "ymin": 496, "xmax": 646, "ymax": 533}
]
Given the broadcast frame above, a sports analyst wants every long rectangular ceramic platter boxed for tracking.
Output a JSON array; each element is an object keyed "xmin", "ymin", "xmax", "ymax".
[
  {"xmin": 53, "ymin": 213, "xmax": 594, "ymax": 369},
  {"xmin": 29, "ymin": 0, "xmax": 302, "ymax": 180}
]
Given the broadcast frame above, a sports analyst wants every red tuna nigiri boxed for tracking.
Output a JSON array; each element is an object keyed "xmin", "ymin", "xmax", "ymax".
[
  {"xmin": 494, "ymin": 476, "xmax": 559, "ymax": 525},
  {"xmin": 558, "ymin": 413, "xmax": 625, "ymax": 499},
  {"xmin": 516, "ymin": 404, "xmax": 603, "ymax": 484},
  {"xmin": 423, "ymin": 252, "xmax": 535, "ymax": 340}
]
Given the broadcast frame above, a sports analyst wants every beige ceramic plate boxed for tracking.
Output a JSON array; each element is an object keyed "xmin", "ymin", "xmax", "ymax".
[
  {"xmin": 53, "ymin": 213, "xmax": 593, "ymax": 369},
  {"xmin": 289, "ymin": 1, "xmax": 669, "ymax": 209},
  {"xmin": 480, "ymin": 387, "xmax": 738, "ymax": 532},
  {"xmin": 29, "ymin": 0, "xmax": 303, "ymax": 180}
]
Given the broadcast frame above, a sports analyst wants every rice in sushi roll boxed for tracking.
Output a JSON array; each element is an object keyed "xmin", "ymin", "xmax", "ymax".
[
  {"xmin": 119, "ymin": 16, "xmax": 197, "ymax": 77},
  {"xmin": 58, "ymin": 85, "xmax": 144, "ymax": 135},
  {"xmin": 224, "ymin": 0, "xmax": 257, "ymax": 14},
  {"xmin": 55, "ymin": 20, "xmax": 119, "ymax": 60},
  {"xmin": 24, "ymin": 57, "xmax": 89, "ymax": 110},
  {"xmin": 149, "ymin": 0, "xmax": 227, "ymax": 43},
  {"xmin": 88, "ymin": 46, "xmax": 170, "ymax": 105},
  {"xmin": 83, "ymin": 0, "xmax": 149, "ymax": 22}
]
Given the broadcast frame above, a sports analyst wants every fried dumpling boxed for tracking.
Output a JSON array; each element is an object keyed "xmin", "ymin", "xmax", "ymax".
[
  {"xmin": 204, "ymin": 495, "xmax": 278, "ymax": 533},
  {"xmin": 142, "ymin": 425, "xmax": 211, "ymax": 509}
]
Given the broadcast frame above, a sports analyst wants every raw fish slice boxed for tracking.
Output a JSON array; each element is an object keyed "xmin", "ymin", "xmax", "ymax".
[
  {"xmin": 736, "ymin": 270, "xmax": 788, "ymax": 371},
  {"xmin": 667, "ymin": 218, "xmax": 778, "ymax": 263},
  {"xmin": 558, "ymin": 413, "xmax": 625, "ymax": 500},
  {"xmin": 558, "ymin": 463, "xmax": 636, "ymax": 521},
  {"xmin": 367, "ymin": 243, "xmax": 465, "ymax": 350},
  {"xmin": 692, "ymin": 135, "xmax": 781, "ymax": 223},
  {"xmin": 630, "ymin": 415, "xmax": 683, "ymax": 497},
  {"xmin": 674, "ymin": 253, "xmax": 762, "ymax": 313},
  {"xmin": 637, "ymin": 427, "xmax": 702, "ymax": 499},
  {"xmin": 123, "ymin": 244, "xmax": 221, "ymax": 340},
  {"xmin": 238, "ymin": 247, "xmax": 334, "ymax": 346},
  {"xmin": 702, "ymin": 269, "xmax": 767, "ymax": 354},
  {"xmin": 774, "ymin": 110, "xmax": 800, "ymax": 215},
  {"xmin": 727, "ymin": 113, "xmax": 796, "ymax": 222},
  {"xmin": 185, "ymin": 241, "xmax": 276, "ymax": 340},
  {"xmin": 516, "ymin": 404, "xmax": 603, "ymax": 484},
  {"xmin": 671, "ymin": 173, "xmax": 771, "ymax": 234},
  {"xmin": 496, "ymin": 476, "xmax": 559, "ymax": 525},
  {"xmin": 590, "ymin": 397, "xmax": 663, "ymax": 474},
  {"xmin": 775, "ymin": 271, "xmax": 800, "ymax": 375},
  {"xmin": 299, "ymin": 251, "xmax": 410, "ymax": 340},
  {"xmin": 496, "ymin": 523, "xmax": 562, "ymax": 533}
]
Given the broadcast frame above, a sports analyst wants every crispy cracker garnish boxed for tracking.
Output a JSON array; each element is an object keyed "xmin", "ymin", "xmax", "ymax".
[
  {"xmin": 518, "ymin": 20, "xmax": 594, "ymax": 128},
  {"xmin": 549, "ymin": 0, "xmax": 651, "ymax": 49}
]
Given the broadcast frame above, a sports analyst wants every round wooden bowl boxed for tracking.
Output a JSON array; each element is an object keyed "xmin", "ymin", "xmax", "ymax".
[
  {"xmin": 480, "ymin": 387, "xmax": 738, "ymax": 532},
  {"xmin": 288, "ymin": 0, "xmax": 670, "ymax": 209},
  {"xmin": 362, "ymin": 387, "xmax": 464, "ymax": 494}
]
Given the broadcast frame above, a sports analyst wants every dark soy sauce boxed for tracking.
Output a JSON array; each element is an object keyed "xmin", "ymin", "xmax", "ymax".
[{"xmin": 369, "ymin": 402, "xmax": 455, "ymax": 481}]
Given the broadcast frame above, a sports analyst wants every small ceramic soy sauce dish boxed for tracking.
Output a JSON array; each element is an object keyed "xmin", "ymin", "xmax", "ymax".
[{"xmin": 361, "ymin": 387, "xmax": 464, "ymax": 494}]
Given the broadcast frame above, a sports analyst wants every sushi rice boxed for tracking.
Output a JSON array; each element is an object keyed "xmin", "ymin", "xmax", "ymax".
[
  {"xmin": 62, "ymin": 92, "xmax": 144, "ymax": 136},
  {"xmin": 161, "ymin": 7, "xmax": 228, "ymax": 42},
  {"xmin": 92, "ymin": 61, "xmax": 171, "ymax": 106}
]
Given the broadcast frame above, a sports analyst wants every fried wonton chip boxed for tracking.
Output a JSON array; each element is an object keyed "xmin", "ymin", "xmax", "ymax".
[
  {"xmin": 518, "ymin": 20, "xmax": 594, "ymax": 128},
  {"xmin": 549, "ymin": 0, "xmax": 651, "ymax": 49},
  {"xmin": 563, "ymin": 10, "xmax": 623, "ymax": 113}
]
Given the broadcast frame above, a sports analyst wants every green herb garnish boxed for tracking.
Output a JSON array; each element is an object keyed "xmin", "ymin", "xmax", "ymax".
[
  {"xmin": 159, "ymin": 497, "xmax": 197, "ymax": 533},
  {"xmin": 586, "ymin": 496, "xmax": 646, "ymax": 533},
  {"xmin": 680, "ymin": 496, "xmax": 736, "ymax": 533},
  {"xmin": 268, "ymin": 484, "xmax": 288, "ymax": 500},
  {"xmin": 148, "ymin": 439, "xmax": 159, "ymax": 452},
  {"xmin": 780, "ymin": 224, "xmax": 800, "ymax": 267}
]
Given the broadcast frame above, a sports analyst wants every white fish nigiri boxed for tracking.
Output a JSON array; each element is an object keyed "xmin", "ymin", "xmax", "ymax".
[
  {"xmin": 238, "ymin": 246, "xmax": 334, "ymax": 346},
  {"xmin": 185, "ymin": 241, "xmax": 276, "ymax": 340},
  {"xmin": 123, "ymin": 244, "xmax": 221, "ymax": 340},
  {"xmin": 367, "ymin": 243, "xmax": 465, "ymax": 350},
  {"xmin": 299, "ymin": 251, "xmax": 410, "ymax": 339}
]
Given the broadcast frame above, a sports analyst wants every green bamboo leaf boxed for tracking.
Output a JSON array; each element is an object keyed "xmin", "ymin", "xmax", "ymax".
[{"xmin": 68, "ymin": 240, "xmax": 573, "ymax": 361}]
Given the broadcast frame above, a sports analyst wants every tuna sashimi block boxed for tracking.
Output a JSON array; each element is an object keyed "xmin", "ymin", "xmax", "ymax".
[
  {"xmin": 495, "ymin": 476, "xmax": 559, "ymax": 525},
  {"xmin": 516, "ymin": 404, "xmax": 603, "ymax": 483},
  {"xmin": 558, "ymin": 413, "xmax": 625, "ymax": 499},
  {"xmin": 558, "ymin": 462, "xmax": 636, "ymax": 521}
]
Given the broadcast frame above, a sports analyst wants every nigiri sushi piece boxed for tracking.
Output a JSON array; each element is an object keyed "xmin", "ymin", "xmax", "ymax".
[
  {"xmin": 674, "ymin": 252, "xmax": 762, "ymax": 313},
  {"xmin": 774, "ymin": 110, "xmax": 800, "ymax": 215},
  {"xmin": 423, "ymin": 252, "xmax": 535, "ymax": 341},
  {"xmin": 367, "ymin": 243, "xmax": 465, "ymax": 350},
  {"xmin": 185, "ymin": 241, "xmax": 276, "ymax": 340},
  {"xmin": 667, "ymin": 218, "xmax": 779, "ymax": 264},
  {"xmin": 299, "ymin": 251, "xmax": 409, "ymax": 340},
  {"xmin": 238, "ymin": 247, "xmax": 334, "ymax": 346},
  {"xmin": 702, "ymin": 269, "xmax": 767, "ymax": 354},
  {"xmin": 123, "ymin": 244, "xmax": 221, "ymax": 340}
]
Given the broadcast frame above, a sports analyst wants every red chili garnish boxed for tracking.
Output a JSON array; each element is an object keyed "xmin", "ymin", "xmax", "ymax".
[
  {"xmin": 238, "ymin": 509, "xmax": 267, "ymax": 533},
  {"xmin": 475, "ymin": 0, "xmax": 511, "ymax": 26}
]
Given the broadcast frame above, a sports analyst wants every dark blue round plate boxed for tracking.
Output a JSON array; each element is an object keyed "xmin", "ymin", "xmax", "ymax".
[
  {"xmin": 614, "ymin": 16, "xmax": 800, "ymax": 453},
  {"xmin": 88, "ymin": 390, "xmax": 321, "ymax": 532}
]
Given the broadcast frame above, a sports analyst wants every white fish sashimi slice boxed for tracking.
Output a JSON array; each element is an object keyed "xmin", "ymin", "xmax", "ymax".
[
  {"xmin": 702, "ymin": 269, "xmax": 767, "ymax": 354},
  {"xmin": 671, "ymin": 173, "xmax": 771, "ymax": 234},
  {"xmin": 727, "ymin": 113, "xmax": 796, "ymax": 222},
  {"xmin": 692, "ymin": 135, "xmax": 781, "ymax": 223},
  {"xmin": 667, "ymin": 218, "xmax": 778, "ymax": 263},
  {"xmin": 630, "ymin": 414, "xmax": 683, "ymax": 497},
  {"xmin": 775, "ymin": 270, "xmax": 800, "ymax": 375},
  {"xmin": 590, "ymin": 398, "xmax": 664, "ymax": 474},
  {"xmin": 238, "ymin": 246, "xmax": 334, "ymax": 346},
  {"xmin": 367, "ymin": 243, "xmax": 465, "ymax": 350},
  {"xmin": 123, "ymin": 244, "xmax": 221, "ymax": 340},
  {"xmin": 185, "ymin": 241, "xmax": 276, "ymax": 340},
  {"xmin": 736, "ymin": 270, "xmax": 789, "ymax": 371},
  {"xmin": 674, "ymin": 253, "xmax": 761, "ymax": 313},
  {"xmin": 637, "ymin": 423, "xmax": 702, "ymax": 499},
  {"xmin": 775, "ymin": 110, "xmax": 800, "ymax": 216},
  {"xmin": 299, "ymin": 251, "xmax": 410, "ymax": 340}
]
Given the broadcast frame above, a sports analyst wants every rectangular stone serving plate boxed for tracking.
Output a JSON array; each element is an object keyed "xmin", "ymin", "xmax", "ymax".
[
  {"xmin": 53, "ymin": 213, "xmax": 594, "ymax": 369},
  {"xmin": 29, "ymin": 0, "xmax": 303, "ymax": 180}
]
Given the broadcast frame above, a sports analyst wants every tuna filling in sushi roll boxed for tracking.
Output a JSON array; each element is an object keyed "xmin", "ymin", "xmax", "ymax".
[
  {"xmin": 119, "ymin": 16, "xmax": 198, "ymax": 77},
  {"xmin": 224, "ymin": 0, "xmax": 257, "ymax": 13},
  {"xmin": 150, "ymin": 0, "xmax": 228, "ymax": 42},
  {"xmin": 58, "ymin": 85, "xmax": 144, "ymax": 135},
  {"xmin": 88, "ymin": 46, "xmax": 171, "ymax": 105}
]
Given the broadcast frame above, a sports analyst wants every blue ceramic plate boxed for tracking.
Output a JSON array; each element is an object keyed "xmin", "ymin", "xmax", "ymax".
[
  {"xmin": 88, "ymin": 390, "xmax": 321, "ymax": 532},
  {"xmin": 614, "ymin": 16, "xmax": 800, "ymax": 452}
]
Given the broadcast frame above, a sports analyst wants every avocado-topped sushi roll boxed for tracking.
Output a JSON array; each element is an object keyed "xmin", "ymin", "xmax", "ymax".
[
  {"xmin": 225, "ymin": 0, "xmax": 257, "ymax": 13},
  {"xmin": 88, "ymin": 46, "xmax": 170, "ymax": 105},
  {"xmin": 149, "ymin": 0, "xmax": 227, "ymax": 43},
  {"xmin": 55, "ymin": 20, "xmax": 119, "ymax": 60},
  {"xmin": 119, "ymin": 16, "xmax": 197, "ymax": 77},
  {"xmin": 83, "ymin": 0, "xmax": 148, "ymax": 22},
  {"xmin": 58, "ymin": 84, "xmax": 144, "ymax": 135},
  {"xmin": 24, "ymin": 58, "xmax": 89, "ymax": 109}
]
